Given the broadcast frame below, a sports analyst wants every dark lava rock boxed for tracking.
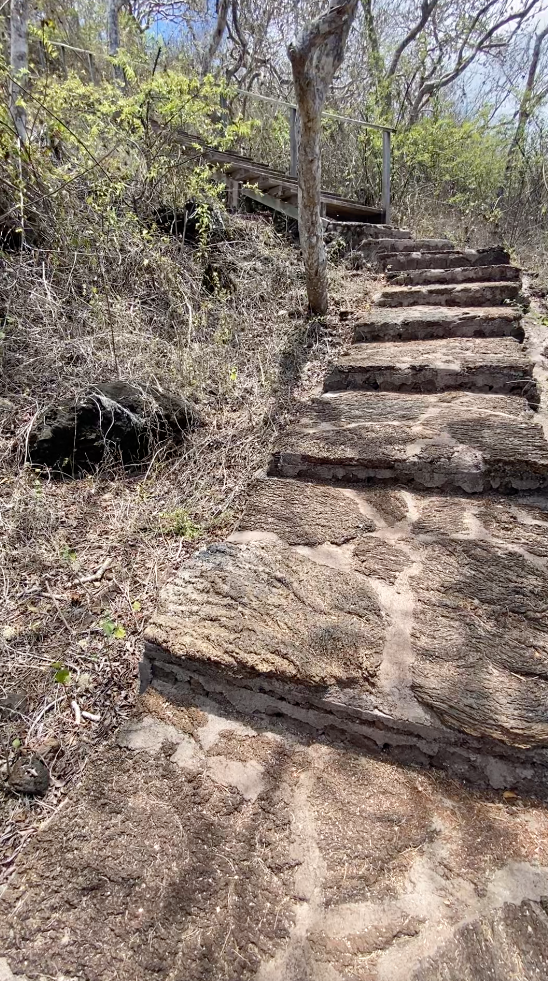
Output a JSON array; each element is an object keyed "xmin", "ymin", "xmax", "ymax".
[
  {"xmin": 28, "ymin": 381, "xmax": 199, "ymax": 475},
  {"xmin": 7, "ymin": 756, "xmax": 50, "ymax": 796},
  {"xmin": 0, "ymin": 692, "xmax": 28, "ymax": 719}
]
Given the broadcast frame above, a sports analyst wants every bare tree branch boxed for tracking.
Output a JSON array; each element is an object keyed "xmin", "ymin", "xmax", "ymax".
[
  {"xmin": 409, "ymin": 0, "xmax": 542, "ymax": 121},
  {"xmin": 386, "ymin": 0, "xmax": 439, "ymax": 80},
  {"xmin": 10, "ymin": 0, "xmax": 29, "ymax": 142},
  {"xmin": 505, "ymin": 23, "xmax": 548, "ymax": 184}
]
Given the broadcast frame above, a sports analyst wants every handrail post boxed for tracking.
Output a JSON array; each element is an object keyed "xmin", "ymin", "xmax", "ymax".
[
  {"xmin": 289, "ymin": 106, "xmax": 298, "ymax": 178},
  {"xmin": 382, "ymin": 128, "xmax": 391, "ymax": 225}
]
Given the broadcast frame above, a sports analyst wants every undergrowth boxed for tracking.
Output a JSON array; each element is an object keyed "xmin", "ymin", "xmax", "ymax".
[
  {"xmin": 0, "ymin": 194, "xmax": 369, "ymax": 875},
  {"xmin": 0, "ymin": 60, "xmax": 378, "ymax": 876}
]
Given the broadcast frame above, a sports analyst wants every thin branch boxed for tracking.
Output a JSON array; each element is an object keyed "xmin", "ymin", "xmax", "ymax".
[{"xmin": 386, "ymin": 0, "xmax": 439, "ymax": 80}]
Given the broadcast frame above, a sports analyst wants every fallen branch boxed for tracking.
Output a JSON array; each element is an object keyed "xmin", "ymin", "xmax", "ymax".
[{"xmin": 79, "ymin": 557, "xmax": 114, "ymax": 584}]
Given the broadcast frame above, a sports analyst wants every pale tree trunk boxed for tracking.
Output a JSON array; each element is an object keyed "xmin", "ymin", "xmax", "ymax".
[
  {"xmin": 288, "ymin": 0, "xmax": 358, "ymax": 315},
  {"xmin": 10, "ymin": 0, "xmax": 29, "ymax": 142},
  {"xmin": 505, "ymin": 26, "xmax": 548, "ymax": 188},
  {"xmin": 201, "ymin": 0, "xmax": 230, "ymax": 76},
  {"xmin": 107, "ymin": 0, "xmax": 124, "ymax": 80}
]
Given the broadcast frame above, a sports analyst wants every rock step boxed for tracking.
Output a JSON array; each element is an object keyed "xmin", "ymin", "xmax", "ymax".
[
  {"xmin": 324, "ymin": 337, "xmax": 538, "ymax": 404},
  {"xmin": 387, "ymin": 263, "xmax": 521, "ymax": 287},
  {"xmin": 376, "ymin": 280, "xmax": 522, "ymax": 308},
  {"xmin": 145, "ymin": 479, "xmax": 548, "ymax": 779},
  {"xmin": 366, "ymin": 237, "xmax": 454, "ymax": 255},
  {"xmin": 382, "ymin": 247, "xmax": 510, "ymax": 272},
  {"xmin": 354, "ymin": 305, "xmax": 523, "ymax": 343},
  {"xmin": 326, "ymin": 221, "xmax": 413, "ymax": 242},
  {"xmin": 270, "ymin": 390, "xmax": 548, "ymax": 494}
]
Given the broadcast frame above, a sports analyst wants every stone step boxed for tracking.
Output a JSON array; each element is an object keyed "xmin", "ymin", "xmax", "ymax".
[
  {"xmin": 366, "ymin": 238, "xmax": 454, "ymax": 255},
  {"xmin": 326, "ymin": 221, "xmax": 413, "ymax": 243},
  {"xmin": 387, "ymin": 264, "xmax": 521, "ymax": 287},
  {"xmin": 376, "ymin": 280, "xmax": 522, "ymax": 308},
  {"xmin": 382, "ymin": 247, "xmax": 510, "ymax": 272},
  {"xmin": 354, "ymin": 305, "xmax": 523, "ymax": 343},
  {"xmin": 145, "ymin": 479, "xmax": 548, "ymax": 782},
  {"xmin": 269, "ymin": 390, "xmax": 548, "ymax": 494},
  {"xmin": 324, "ymin": 337, "xmax": 538, "ymax": 404}
]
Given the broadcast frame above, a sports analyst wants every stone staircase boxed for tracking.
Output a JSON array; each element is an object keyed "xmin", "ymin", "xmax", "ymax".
[
  {"xmin": 5, "ymin": 230, "xmax": 548, "ymax": 981},
  {"xmin": 144, "ymin": 231, "xmax": 548, "ymax": 786}
]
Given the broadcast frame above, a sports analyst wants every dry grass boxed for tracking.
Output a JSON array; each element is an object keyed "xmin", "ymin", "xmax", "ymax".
[{"xmin": 0, "ymin": 207, "xmax": 373, "ymax": 876}]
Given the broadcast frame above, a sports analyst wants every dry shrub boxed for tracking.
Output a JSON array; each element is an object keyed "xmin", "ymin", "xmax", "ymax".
[{"xmin": 0, "ymin": 184, "xmax": 369, "ymax": 872}]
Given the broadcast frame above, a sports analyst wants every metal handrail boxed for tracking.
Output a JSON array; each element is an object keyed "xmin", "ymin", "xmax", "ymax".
[
  {"xmin": 234, "ymin": 87, "xmax": 394, "ymax": 133},
  {"xmin": 234, "ymin": 87, "xmax": 393, "ymax": 223}
]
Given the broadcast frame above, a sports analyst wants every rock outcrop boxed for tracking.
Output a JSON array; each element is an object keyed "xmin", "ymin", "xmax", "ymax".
[{"xmin": 28, "ymin": 380, "xmax": 198, "ymax": 474}]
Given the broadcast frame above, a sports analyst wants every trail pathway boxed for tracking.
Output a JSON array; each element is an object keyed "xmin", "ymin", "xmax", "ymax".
[{"xmin": 3, "ymin": 229, "xmax": 548, "ymax": 980}]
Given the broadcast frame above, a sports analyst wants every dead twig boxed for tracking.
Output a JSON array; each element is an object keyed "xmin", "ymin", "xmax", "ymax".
[{"xmin": 78, "ymin": 557, "xmax": 114, "ymax": 584}]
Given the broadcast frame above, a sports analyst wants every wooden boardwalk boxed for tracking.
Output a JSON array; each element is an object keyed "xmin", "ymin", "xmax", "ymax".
[{"xmin": 172, "ymin": 128, "xmax": 386, "ymax": 224}]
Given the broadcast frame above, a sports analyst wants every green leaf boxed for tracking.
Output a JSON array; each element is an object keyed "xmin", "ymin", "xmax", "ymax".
[
  {"xmin": 60, "ymin": 544, "xmax": 77, "ymax": 563},
  {"xmin": 131, "ymin": 600, "xmax": 141, "ymax": 612},
  {"xmin": 11, "ymin": 737, "xmax": 21, "ymax": 750},
  {"xmin": 100, "ymin": 616, "xmax": 115, "ymax": 637},
  {"xmin": 54, "ymin": 667, "xmax": 71, "ymax": 685},
  {"xmin": 100, "ymin": 616, "xmax": 125, "ymax": 639}
]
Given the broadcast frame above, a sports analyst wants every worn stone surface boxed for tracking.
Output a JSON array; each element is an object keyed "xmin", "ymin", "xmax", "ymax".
[
  {"xmin": 270, "ymin": 391, "xmax": 548, "ymax": 493},
  {"xmin": 354, "ymin": 305, "xmax": 523, "ymax": 343},
  {"xmin": 411, "ymin": 900, "xmax": 548, "ymax": 981},
  {"xmin": 325, "ymin": 220, "xmax": 412, "ymax": 246},
  {"xmin": 234, "ymin": 481, "xmax": 548, "ymax": 745},
  {"xmin": 3, "ymin": 694, "xmax": 548, "ymax": 981},
  {"xmin": 28, "ymin": 381, "xmax": 198, "ymax": 475},
  {"xmin": 411, "ymin": 533, "xmax": 548, "ymax": 747},
  {"xmin": 143, "ymin": 487, "xmax": 548, "ymax": 770},
  {"xmin": 376, "ymin": 280, "xmax": 522, "ymax": 308},
  {"xmin": 146, "ymin": 540, "xmax": 385, "ymax": 688},
  {"xmin": 236, "ymin": 476, "xmax": 376, "ymax": 545},
  {"xmin": 364, "ymin": 238, "xmax": 454, "ymax": 255},
  {"xmin": 324, "ymin": 337, "xmax": 537, "ymax": 403},
  {"xmin": 382, "ymin": 247, "xmax": 510, "ymax": 272},
  {"xmin": 387, "ymin": 263, "xmax": 521, "ymax": 287}
]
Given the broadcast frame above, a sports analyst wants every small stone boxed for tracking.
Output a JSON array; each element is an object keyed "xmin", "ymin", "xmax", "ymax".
[
  {"xmin": 33, "ymin": 737, "xmax": 60, "ymax": 758},
  {"xmin": 7, "ymin": 756, "xmax": 50, "ymax": 796}
]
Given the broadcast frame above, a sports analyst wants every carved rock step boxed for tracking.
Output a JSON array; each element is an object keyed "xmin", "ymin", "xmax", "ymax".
[
  {"xmin": 382, "ymin": 247, "xmax": 510, "ymax": 272},
  {"xmin": 354, "ymin": 305, "xmax": 523, "ymax": 343},
  {"xmin": 376, "ymin": 280, "xmax": 522, "ymax": 308},
  {"xmin": 269, "ymin": 390, "xmax": 548, "ymax": 494},
  {"xmin": 365, "ymin": 237, "xmax": 454, "ymax": 255},
  {"xmin": 143, "ymin": 484, "xmax": 548, "ymax": 787},
  {"xmin": 387, "ymin": 263, "xmax": 521, "ymax": 287},
  {"xmin": 325, "ymin": 220, "xmax": 413, "ymax": 242},
  {"xmin": 324, "ymin": 337, "xmax": 538, "ymax": 404}
]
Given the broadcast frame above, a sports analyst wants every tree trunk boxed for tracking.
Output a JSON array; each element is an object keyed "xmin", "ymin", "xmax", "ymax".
[
  {"xmin": 107, "ymin": 0, "xmax": 124, "ymax": 81},
  {"xmin": 362, "ymin": 0, "xmax": 387, "ymax": 113},
  {"xmin": 201, "ymin": 0, "xmax": 230, "ymax": 76},
  {"xmin": 505, "ymin": 26, "xmax": 548, "ymax": 187},
  {"xmin": 295, "ymin": 105, "xmax": 327, "ymax": 314},
  {"xmin": 288, "ymin": 0, "xmax": 358, "ymax": 316},
  {"xmin": 10, "ymin": 0, "xmax": 29, "ymax": 142}
]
